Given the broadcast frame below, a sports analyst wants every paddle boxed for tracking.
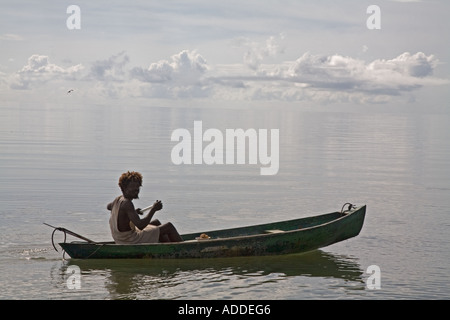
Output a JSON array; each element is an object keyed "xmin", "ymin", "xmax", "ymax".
[
  {"xmin": 43, "ymin": 223, "xmax": 96, "ymax": 252},
  {"xmin": 136, "ymin": 200, "xmax": 162, "ymax": 215},
  {"xmin": 137, "ymin": 204, "xmax": 154, "ymax": 215}
]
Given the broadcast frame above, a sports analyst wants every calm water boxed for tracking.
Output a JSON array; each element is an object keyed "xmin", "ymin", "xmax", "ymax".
[{"xmin": 1, "ymin": 102, "xmax": 450, "ymax": 299}]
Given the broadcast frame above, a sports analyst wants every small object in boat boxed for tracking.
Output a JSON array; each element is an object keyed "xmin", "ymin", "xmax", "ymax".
[{"xmin": 196, "ymin": 233, "xmax": 210, "ymax": 240}]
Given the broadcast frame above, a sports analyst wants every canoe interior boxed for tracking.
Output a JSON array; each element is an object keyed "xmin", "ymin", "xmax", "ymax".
[{"xmin": 181, "ymin": 211, "xmax": 346, "ymax": 240}]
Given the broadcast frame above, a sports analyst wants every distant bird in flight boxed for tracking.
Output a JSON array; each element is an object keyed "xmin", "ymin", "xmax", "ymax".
[{"xmin": 67, "ymin": 89, "xmax": 74, "ymax": 94}]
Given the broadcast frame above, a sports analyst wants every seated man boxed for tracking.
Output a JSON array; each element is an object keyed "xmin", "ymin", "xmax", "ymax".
[{"xmin": 107, "ymin": 171, "xmax": 183, "ymax": 244}]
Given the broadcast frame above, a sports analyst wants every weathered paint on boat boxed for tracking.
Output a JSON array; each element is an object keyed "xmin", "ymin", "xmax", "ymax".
[{"xmin": 59, "ymin": 205, "xmax": 366, "ymax": 259}]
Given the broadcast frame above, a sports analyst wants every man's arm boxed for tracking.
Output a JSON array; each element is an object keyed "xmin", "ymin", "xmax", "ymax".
[{"xmin": 123, "ymin": 200, "xmax": 161, "ymax": 231}]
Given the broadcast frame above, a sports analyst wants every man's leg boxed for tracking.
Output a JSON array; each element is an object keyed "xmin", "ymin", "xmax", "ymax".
[
  {"xmin": 150, "ymin": 219, "xmax": 162, "ymax": 226},
  {"xmin": 159, "ymin": 222, "xmax": 183, "ymax": 242}
]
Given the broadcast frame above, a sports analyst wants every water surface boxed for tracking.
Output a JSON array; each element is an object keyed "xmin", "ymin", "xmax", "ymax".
[{"xmin": 1, "ymin": 103, "xmax": 449, "ymax": 299}]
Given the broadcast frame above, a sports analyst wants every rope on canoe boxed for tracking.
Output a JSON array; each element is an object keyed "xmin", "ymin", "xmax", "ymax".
[
  {"xmin": 340, "ymin": 203, "xmax": 355, "ymax": 214},
  {"xmin": 43, "ymin": 223, "xmax": 96, "ymax": 252}
]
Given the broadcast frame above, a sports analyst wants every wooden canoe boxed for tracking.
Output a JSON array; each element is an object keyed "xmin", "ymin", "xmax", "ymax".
[{"xmin": 59, "ymin": 204, "xmax": 366, "ymax": 259}]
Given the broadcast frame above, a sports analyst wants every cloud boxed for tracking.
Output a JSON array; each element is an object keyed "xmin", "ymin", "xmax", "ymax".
[
  {"xmin": 8, "ymin": 54, "xmax": 83, "ymax": 90},
  {"xmin": 127, "ymin": 49, "xmax": 443, "ymax": 104},
  {"xmin": 130, "ymin": 50, "xmax": 211, "ymax": 98},
  {"xmin": 2, "ymin": 48, "xmax": 447, "ymax": 104},
  {"xmin": 368, "ymin": 52, "xmax": 436, "ymax": 78},
  {"xmin": 131, "ymin": 50, "xmax": 208, "ymax": 83},
  {"xmin": 226, "ymin": 51, "xmax": 447, "ymax": 103},
  {"xmin": 89, "ymin": 51, "xmax": 130, "ymax": 81}
]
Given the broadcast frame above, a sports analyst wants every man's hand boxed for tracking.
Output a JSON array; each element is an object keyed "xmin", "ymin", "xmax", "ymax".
[
  {"xmin": 153, "ymin": 200, "xmax": 163, "ymax": 212},
  {"xmin": 136, "ymin": 201, "xmax": 163, "ymax": 215}
]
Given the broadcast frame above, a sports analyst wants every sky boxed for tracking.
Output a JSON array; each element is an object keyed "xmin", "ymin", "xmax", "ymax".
[{"xmin": 1, "ymin": 0, "xmax": 449, "ymax": 111}]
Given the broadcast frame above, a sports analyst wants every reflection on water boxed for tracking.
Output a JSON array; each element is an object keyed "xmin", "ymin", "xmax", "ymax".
[{"xmin": 59, "ymin": 250, "xmax": 364, "ymax": 299}]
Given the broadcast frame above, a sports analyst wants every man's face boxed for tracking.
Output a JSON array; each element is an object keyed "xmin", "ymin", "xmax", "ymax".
[{"xmin": 123, "ymin": 181, "xmax": 141, "ymax": 200}]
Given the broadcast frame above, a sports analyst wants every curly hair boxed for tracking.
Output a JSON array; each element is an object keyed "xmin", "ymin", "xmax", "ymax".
[{"xmin": 118, "ymin": 171, "xmax": 143, "ymax": 191}]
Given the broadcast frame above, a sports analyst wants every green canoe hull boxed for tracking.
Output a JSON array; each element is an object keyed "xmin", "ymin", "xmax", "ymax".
[{"xmin": 59, "ymin": 205, "xmax": 366, "ymax": 259}]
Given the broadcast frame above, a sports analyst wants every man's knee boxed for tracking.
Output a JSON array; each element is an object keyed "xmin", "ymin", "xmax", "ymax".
[
  {"xmin": 160, "ymin": 222, "xmax": 174, "ymax": 232},
  {"xmin": 151, "ymin": 219, "xmax": 162, "ymax": 226},
  {"xmin": 163, "ymin": 222, "xmax": 175, "ymax": 228}
]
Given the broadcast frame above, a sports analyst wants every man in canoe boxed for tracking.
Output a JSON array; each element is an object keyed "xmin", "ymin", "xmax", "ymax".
[{"xmin": 107, "ymin": 171, "xmax": 183, "ymax": 243}]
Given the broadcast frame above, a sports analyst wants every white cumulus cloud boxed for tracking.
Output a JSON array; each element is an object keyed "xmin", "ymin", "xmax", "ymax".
[
  {"xmin": 234, "ymin": 51, "xmax": 447, "ymax": 103},
  {"xmin": 368, "ymin": 52, "xmax": 437, "ymax": 78},
  {"xmin": 130, "ymin": 50, "xmax": 211, "ymax": 98},
  {"xmin": 9, "ymin": 54, "xmax": 83, "ymax": 90},
  {"xmin": 2, "ymin": 48, "xmax": 447, "ymax": 105}
]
